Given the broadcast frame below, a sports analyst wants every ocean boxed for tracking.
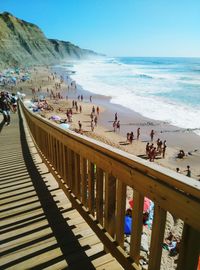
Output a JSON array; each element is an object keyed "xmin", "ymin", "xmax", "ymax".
[{"xmin": 60, "ymin": 57, "xmax": 200, "ymax": 135}]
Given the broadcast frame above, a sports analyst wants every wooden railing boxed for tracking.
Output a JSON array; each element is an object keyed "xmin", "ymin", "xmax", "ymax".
[{"xmin": 20, "ymin": 100, "xmax": 200, "ymax": 270}]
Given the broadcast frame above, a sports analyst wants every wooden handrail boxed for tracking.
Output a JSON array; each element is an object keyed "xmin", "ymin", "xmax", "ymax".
[{"xmin": 20, "ymin": 100, "xmax": 200, "ymax": 270}]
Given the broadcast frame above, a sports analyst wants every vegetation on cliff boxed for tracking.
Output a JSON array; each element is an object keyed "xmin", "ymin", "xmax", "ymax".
[{"xmin": 0, "ymin": 12, "xmax": 98, "ymax": 68}]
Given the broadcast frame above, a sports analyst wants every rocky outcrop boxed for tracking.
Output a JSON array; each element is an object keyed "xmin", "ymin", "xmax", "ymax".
[{"xmin": 0, "ymin": 12, "xmax": 98, "ymax": 68}]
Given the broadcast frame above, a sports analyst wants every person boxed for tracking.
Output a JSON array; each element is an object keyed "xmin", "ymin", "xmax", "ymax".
[
  {"xmin": 116, "ymin": 121, "xmax": 120, "ymax": 131},
  {"xmin": 137, "ymin": 127, "xmax": 140, "ymax": 140},
  {"xmin": 11, "ymin": 93, "xmax": 18, "ymax": 113},
  {"xmin": 162, "ymin": 140, "xmax": 167, "ymax": 158},
  {"xmin": 91, "ymin": 120, "xmax": 94, "ymax": 132},
  {"xmin": 185, "ymin": 165, "xmax": 191, "ymax": 177},
  {"xmin": 129, "ymin": 132, "xmax": 134, "ymax": 144},
  {"xmin": 94, "ymin": 116, "xmax": 98, "ymax": 126},
  {"xmin": 113, "ymin": 120, "xmax": 117, "ymax": 132},
  {"xmin": 124, "ymin": 208, "xmax": 132, "ymax": 235},
  {"xmin": 90, "ymin": 96, "xmax": 92, "ymax": 102},
  {"xmin": 176, "ymin": 168, "xmax": 180, "ymax": 173},
  {"xmin": 150, "ymin": 129, "xmax": 155, "ymax": 141},
  {"xmin": 115, "ymin": 112, "xmax": 118, "ymax": 121},
  {"xmin": 177, "ymin": 150, "xmax": 185, "ymax": 159},
  {"xmin": 0, "ymin": 91, "xmax": 11, "ymax": 125},
  {"xmin": 97, "ymin": 106, "xmax": 100, "ymax": 115},
  {"xmin": 146, "ymin": 142, "xmax": 150, "ymax": 156},
  {"xmin": 78, "ymin": 121, "xmax": 82, "ymax": 132}
]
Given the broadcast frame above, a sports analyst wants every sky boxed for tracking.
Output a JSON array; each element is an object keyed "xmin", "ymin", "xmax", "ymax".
[{"xmin": 0, "ymin": 0, "xmax": 200, "ymax": 57}]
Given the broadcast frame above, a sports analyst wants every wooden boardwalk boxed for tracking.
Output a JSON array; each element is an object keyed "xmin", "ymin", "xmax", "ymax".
[{"xmin": 0, "ymin": 112, "xmax": 123, "ymax": 270}]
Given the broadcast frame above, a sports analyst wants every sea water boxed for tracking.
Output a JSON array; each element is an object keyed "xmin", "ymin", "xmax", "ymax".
[{"xmin": 62, "ymin": 57, "xmax": 200, "ymax": 135}]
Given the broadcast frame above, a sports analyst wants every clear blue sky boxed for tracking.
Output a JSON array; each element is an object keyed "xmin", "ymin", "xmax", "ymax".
[{"xmin": 1, "ymin": 0, "xmax": 200, "ymax": 57}]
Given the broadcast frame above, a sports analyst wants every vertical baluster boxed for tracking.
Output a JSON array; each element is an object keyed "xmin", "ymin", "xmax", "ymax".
[
  {"xmin": 80, "ymin": 157, "xmax": 87, "ymax": 207},
  {"xmin": 104, "ymin": 172, "xmax": 116, "ymax": 238},
  {"xmin": 148, "ymin": 204, "xmax": 166, "ymax": 270},
  {"xmin": 96, "ymin": 167, "xmax": 104, "ymax": 225},
  {"xmin": 74, "ymin": 153, "xmax": 80, "ymax": 197},
  {"xmin": 62, "ymin": 144, "xmax": 67, "ymax": 183},
  {"xmin": 67, "ymin": 149, "xmax": 74, "ymax": 191},
  {"xmin": 116, "ymin": 180, "xmax": 126, "ymax": 248},
  {"xmin": 129, "ymin": 191, "xmax": 144, "ymax": 263},
  {"xmin": 88, "ymin": 162, "xmax": 95, "ymax": 215},
  {"xmin": 177, "ymin": 224, "xmax": 200, "ymax": 270}
]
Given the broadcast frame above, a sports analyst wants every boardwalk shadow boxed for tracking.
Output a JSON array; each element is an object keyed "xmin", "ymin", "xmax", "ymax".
[{"xmin": 0, "ymin": 110, "xmax": 98, "ymax": 269}]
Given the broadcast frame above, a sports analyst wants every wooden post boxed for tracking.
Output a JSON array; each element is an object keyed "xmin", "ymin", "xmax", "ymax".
[
  {"xmin": 116, "ymin": 180, "xmax": 126, "ymax": 248},
  {"xmin": 96, "ymin": 167, "xmax": 104, "ymax": 225},
  {"xmin": 148, "ymin": 204, "xmax": 166, "ymax": 270},
  {"xmin": 130, "ymin": 191, "xmax": 144, "ymax": 263},
  {"xmin": 177, "ymin": 224, "xmax": 200, "ymax": 270},
  {"xmin": 104, "ymin": 172, "xmax": 116, "ymax": 238},
  {"xmin": 88, "ymin": 162, "xmax": 95, "ymax": 215}
]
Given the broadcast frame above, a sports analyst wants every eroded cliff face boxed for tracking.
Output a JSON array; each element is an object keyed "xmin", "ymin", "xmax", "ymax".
[{"xmin": 0, "ymin": 12, "xmax": 98, "ymax": 68}]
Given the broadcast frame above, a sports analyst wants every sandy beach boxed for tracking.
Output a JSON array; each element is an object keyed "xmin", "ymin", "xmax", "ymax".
[
  {"xmin": 21, "ymin": 66, "xmax": 200, "ymax": 181},
  {"xmin": 8, "ymin": 66, "xmax": 200, "ymax": 269}
]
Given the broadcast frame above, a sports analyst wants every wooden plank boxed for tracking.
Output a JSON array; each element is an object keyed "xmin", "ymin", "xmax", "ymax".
[
  {"xmin": 129, "ymin": 191, "xmax": 144, "ymax": 263},
  {"xmin": 115, "ymin": 180, "xmax": 126, "ymax": 247},
  {"xmin": 96, "ymin": 167, "xmax": 104, "ymax": 226},
  {"xmin": 74, "ymin": 153, "xmax": 80, "ymax": 197},
  {"xmin": 80, "ymin": 157, "xmax": 87, "ymax": 206},
  {"xmin": 148, "ymin": 204, "xmax": 166, "ymax": 270},
  {"xmin": 88, "ymin": 162, "xmax": 95, "ymax": 215},
  {"xmin": 177, "ymin": 224, "xmax": 200, "ymax": 270},
  {"xmin": 104, "ymin": 172, "xmax": 116, "ymax": 237}
]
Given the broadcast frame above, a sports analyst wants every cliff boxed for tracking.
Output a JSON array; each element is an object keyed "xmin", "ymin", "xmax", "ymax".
[{"xmin": 0, "ymin": 12, "xmax": 99, "ymax": 68}]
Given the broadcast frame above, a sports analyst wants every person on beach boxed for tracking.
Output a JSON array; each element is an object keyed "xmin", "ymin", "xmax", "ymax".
[
  {"xmin": 137, "ymin": 128, "xmax": 140, "ymax": 140},
  {"xmin": 94, "ymin": 116, "xmax": 98, "ymax": 126},
  {"xmin": 81, "ymin": 95, "xmax": 83, "ymax": 101},
  {"xmin": 78, "ymin": 121, "xmax": 82, "ymax": 132},
  {"xmin": 97, "ymin": 106, "xmax": 100, "ymax": 115},
  {"xmin": 116, "ymin": 121, "xmax": 120, "ymax": 131},
  {"xmin": 146, "ymin": 142, "xmax": 150, "ymax": 156},
  {"xmin": 113, "ymin": 121, "xmax": 117, "ymax": 132},
  {"xmin": 115, "ymin": 112, "xmax": 118, "ymax": 121},
  {"xmin": 177, "ymin": 150, "xmax": 185, "ymax": 159},
  {"xmin": 79, "ymin": 105, "xmax": 82, "ymax": 113},
  {"xmin": 91, "ymin": 120, "xmax": 94, "ymax": 132},
  {"xmin": 92, "ymin": 106, "xmax": 95, "ymax": 114},
  {"xmin": 129, "ymin": 132, "xmax": 134, "ymax": 144},
  {"xmin": 162, "ymin": 140, "xmax": 167, "ymax": 158},
  {"xmin": 127, "ymin": 132, "xmax": 130, "ymax": 143},
  {"xmin": 90, "ymin": 96, "xmax": 92, "ymax": 102},
  {"xmin": 184, "ymin": 165, "xmax": 191, "ymax": 177},
  {"xmin": 176, "ymin": 168, "xmax": 180, "ymax": 173},
  {"xmin": 150, "ymin": 129, "xmax": 155, "ymax": 141}
]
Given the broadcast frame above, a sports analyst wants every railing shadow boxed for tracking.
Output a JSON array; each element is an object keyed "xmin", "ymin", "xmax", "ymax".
[
  {"xmin": 5, "ymin": 108, "xmax": 97, "ymax": 269},
  {"xmin": 0, "ymin": 119, "xmax": 5, "ymax": 133}
]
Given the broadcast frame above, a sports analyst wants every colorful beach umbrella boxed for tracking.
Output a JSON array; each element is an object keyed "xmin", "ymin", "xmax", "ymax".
[{"xmin": 129, "ymin": 197, "xmax": 151, "ymax": 212}]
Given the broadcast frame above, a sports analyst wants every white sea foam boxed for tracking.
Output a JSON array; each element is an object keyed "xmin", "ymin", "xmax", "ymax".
[{"xmin": 64, "ymin": 58, "xmax": 200, "ymax": 135}]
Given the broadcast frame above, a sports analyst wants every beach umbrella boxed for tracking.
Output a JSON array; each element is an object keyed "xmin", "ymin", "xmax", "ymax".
[
  {"xmin": 59, "ymin": 123, "xmax": 70, "ymax": 129},
  {"xmin": 50, "ymin": 115, "xmax": 61, "ymax": 121},
  {"xmin": 129, "ymin": 197, "xmax": 151, "ymax": 212}
]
